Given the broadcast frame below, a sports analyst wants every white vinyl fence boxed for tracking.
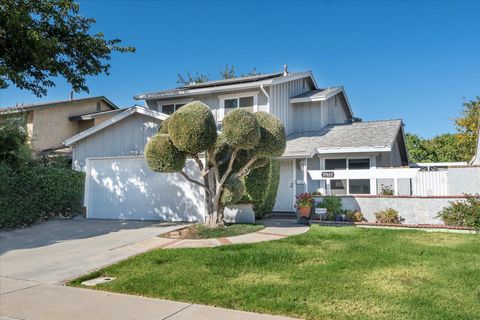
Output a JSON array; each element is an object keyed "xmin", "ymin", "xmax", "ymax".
[{"xmin": 412, "ymin": 171, "xmax": 448, "ymax": 196}]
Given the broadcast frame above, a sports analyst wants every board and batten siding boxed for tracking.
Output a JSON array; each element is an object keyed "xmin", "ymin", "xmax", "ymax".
[
  {"xmin": 291, "ymin": 95, "xmax": 349, "ymax": 133},
  {"xmin": 270, "ymin": 78, "xmax": 312, "ymax": 134},
  {"xmin": 72, "ymin": 113, "xmax": 162, "ymax": 171},
  {"xmin": 145, "ymin": 89, "xmax": 269, "ymax": 122}
]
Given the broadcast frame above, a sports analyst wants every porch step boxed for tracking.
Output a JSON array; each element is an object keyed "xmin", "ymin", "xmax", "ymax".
[{"xmin": 266, "ymin": 211, "xmax": 296, "ymax": 219}]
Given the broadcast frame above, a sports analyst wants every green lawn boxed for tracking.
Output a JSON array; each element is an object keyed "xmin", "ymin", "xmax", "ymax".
[
  {"xmin": 71, "ymin": 226, "xmax": 480, "ymax": 320},
  {"xmin": 190, "ymin": 223, "xmax": 264, "ymax": 239}
]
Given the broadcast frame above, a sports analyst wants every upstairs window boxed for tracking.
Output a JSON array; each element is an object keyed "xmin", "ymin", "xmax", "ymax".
[
  {"xmin": 161, "ymin": 103, "xmax": 185, "ymax": 115},
  {"xmin": 219, "ymin": 91, "xmax": 258, "ymax": 120},
  {"xmin": 224, "ymin": 96, "xmax": 255, "ymax": 115}
]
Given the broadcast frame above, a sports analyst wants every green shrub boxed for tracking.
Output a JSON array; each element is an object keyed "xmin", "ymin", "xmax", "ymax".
[
  {"xmin": 222, "ymin": 109, "xmax": 260, "ymax": 149},
  {"xmin": 317, "ymin": 196, "xmax": 343, "ymax": 221},
  {"xmin": 437, "ymin": 194, "xmax": 480, "ymax": 232},
  {"xmin": 244, "ymin": 160, "xmax": 271, "ymax": 203},
  {"xmin": 251, "ymin": 159, "xmax": 280, "ymax": 219},
  {"xmin": 158, "ymin": 117, "xmax": 170, "ymax": 134},
  {"xmin": 168, "ymin": 101, "xmax": 217, "ymax": 154},
  {"xmin": 344, "ymin": 210, "xmax": 365, "ymax": 222},
  {"xmin": 145, "ymin": 134, "xmax": 186, "ymax": 172},
  {"xmin": 252, "ymin": 112, "xmax": 286, "ymax": 157},
  {"xmin": 375, "ymin": 208, "xmax": 405, "ymax": 224},
  {"xmin": 221, "ymin": 177, "xmax": 245, "ymax": 206},
  {"xmin": 0, "ymin": 164, "xmax": 85, "ymax": 230}
]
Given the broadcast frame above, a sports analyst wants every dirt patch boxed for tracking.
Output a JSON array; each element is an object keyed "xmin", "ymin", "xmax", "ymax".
[{"xmin": 160, "ymin": 225, "xmax": 201, "ymax": 239}]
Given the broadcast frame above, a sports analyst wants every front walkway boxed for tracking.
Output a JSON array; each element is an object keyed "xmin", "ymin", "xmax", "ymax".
[
  {"xmin": 156, "ymin": 220, "xmax": 309, "ymax": 249},
  {"xmin": 0, "ymin": 219, "xmax": 307, "ymax": 320}
]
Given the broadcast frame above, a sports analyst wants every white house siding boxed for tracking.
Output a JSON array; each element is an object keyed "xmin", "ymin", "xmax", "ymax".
[
  {"xmin": 72, "ymin": 113, "xmax": 161, "ymax": 171},
  {"xmin": 270, "ymin": 78, "xmax": 312, "ymax": 134},
  {"xmin": 145, "ymin": 89, "xmax": 269, "ymax": 122},
  {"xmin": 291, "ymin": 95, "xmax": 349, "ymax": 133},
  {"xmin": 376, "ymin": 140, "xmax": 403, "ymax": 168}
]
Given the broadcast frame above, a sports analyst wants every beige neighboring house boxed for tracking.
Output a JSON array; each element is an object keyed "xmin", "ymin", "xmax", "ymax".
[{"xmin": 0, "ymin": 96, "xmax": 120, "ymax": 153}]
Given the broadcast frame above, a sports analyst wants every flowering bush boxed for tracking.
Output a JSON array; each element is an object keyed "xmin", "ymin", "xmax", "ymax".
[{"xmin": 295, "ymin": 193, "xmax": 314, "ymax": 208}]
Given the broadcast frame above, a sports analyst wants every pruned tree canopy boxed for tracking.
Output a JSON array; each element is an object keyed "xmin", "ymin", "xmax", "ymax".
[{"xmin": 144, "ymin": 101, "xmax": 286, "ymax": 227}]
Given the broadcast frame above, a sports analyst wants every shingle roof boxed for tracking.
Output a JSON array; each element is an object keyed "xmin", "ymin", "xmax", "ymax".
[
  {"xmin": 0, "ymin": 96, "xmax": 118, "ymax": 114},
  {"xmin": 283, "ymin": 119, "xmax": 403, "ymax": 158}
]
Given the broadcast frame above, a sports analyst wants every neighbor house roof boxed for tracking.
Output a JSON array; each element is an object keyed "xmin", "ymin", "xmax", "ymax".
[
  {"xmin": 68, "ymin": 108, "xmax": 125, "ymax": 121},
  {"xmin": 134, "ymin": 71, "xmax": 318, "ymax": 100},
  {"xmin": 282, "ymin": 119, "xmax": 405, "ymax": 158},
  {"xmin": 0, "ymin": 96, "xmax": 118, "ymax": 115},
  {"xmin": 64, "ymin": 106, "xmax": 168, "ymax": 146}
]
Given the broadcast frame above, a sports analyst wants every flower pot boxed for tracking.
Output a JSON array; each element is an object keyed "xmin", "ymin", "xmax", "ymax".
[{"xmin": 297, "ymin": 206, "xmax": 311, "ymax": 217}]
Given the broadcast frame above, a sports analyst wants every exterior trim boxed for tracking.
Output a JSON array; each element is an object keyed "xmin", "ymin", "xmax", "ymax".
[{"xmin": 64, "ymin": 107, "xmax": 168, "ymax": 146}]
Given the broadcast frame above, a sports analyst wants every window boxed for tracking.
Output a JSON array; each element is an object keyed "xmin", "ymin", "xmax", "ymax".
[
  {"xmin": 96, "ymin": 102, "xmax": 101, "ymax": 112},
  {"xmin": 348, "ymin": 158, "xmax": 370, "ymax": 170},
  {"xmin": 349, "ymin": 179, "xmax": 371, "ymax": 194},
  {"xmin": 325, "ymin": 159, "xmax": 346, "ymax": 170},
  {"xmin": 223, "ymin": 96, "xmax": 254, "ymax": 116},
  {"xmin": 161, "ymin": 103, "xmax": 185, "ymax": 115},
  {"xmin": 219, "ymin": 91, "xmax": 258, "ymax": 120}
]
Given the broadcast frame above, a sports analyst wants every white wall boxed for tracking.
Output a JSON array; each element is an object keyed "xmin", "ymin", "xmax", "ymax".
[
  {"xmin": 72, "ymin": 113, "xmax": 161, "ymax": 171},
  {"xmin": 315, "ymin": 195, "xmax": 470, "ymax": 224}
]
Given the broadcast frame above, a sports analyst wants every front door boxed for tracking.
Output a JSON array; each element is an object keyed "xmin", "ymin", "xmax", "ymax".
[{"xmin": 273, "ymin": 160, "xmax": 295, "ymax": 212}]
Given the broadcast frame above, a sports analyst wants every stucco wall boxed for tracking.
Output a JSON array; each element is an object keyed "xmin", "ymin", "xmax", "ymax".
[
  {"xmin": 315, "ymin": 195, "xmax": 469, "ymax": 224},
  {"xmin": 447, "ymin": 167, "xmax": 480, "ymax": 195},
  {"xmin": 31, "ymin": 100, "xmax": 113, "ymax": 151}
]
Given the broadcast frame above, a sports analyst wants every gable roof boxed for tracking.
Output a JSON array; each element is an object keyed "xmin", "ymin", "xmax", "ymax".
[
  {"xmin": 283, "ymin": 119, "xmax": 405, "ymax": 158},
  {"xmin": 134, "ymin": 71, "xmax": 318, "ymax": 100},
  {"xmin": 64, "ymin": 106, "xmax": 168, "ymax": 146},
  {"xmin": 290, "ymin": 86, "xmax": 354, "ymax": 118},
  {"xmin": 0, "ymin": 96, "xmax": 118, "ymax": 115}
]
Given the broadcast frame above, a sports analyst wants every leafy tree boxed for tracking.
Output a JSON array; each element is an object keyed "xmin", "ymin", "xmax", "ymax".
[
  {"xmin": 429, "ymin": 133, "xmax": 465, "ymax": 162},
  {"xmin": 176, "ymin": 65, "xmax": 260, "ymax": 86},
  {"xmin": 0, "ymin": 118, "xmax": 31, "ymax": 168},
  {"xmin": 176, "ymin": 71, "xmax": 210, "ymax": 86},
  {"xmin": 0, "ymin": 0, "xmax": 135, "ymax": 97},
  {"xmin": 145, "ymin": 102, "xmax": 286, "ymax": 227},
  {"xmin": 220, "ymin": 64, "xmax": 236, "ymax": 80},
  {"xmin": 455, "ymin": 96, "xmax": 480, "ymax": 160},
  {"xmin": 405, "ymin": 133, "xmax": 432, "ymax": 163}
]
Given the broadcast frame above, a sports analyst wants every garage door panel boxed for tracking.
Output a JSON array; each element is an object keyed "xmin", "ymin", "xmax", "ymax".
[{"xmin": 86, "ymin": 157, "xmax": 205, "ymax": 221}]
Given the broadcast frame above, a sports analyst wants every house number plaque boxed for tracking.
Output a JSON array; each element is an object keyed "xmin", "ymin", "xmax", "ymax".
[{"xmin": 321, "ymin": 171, "xmax": 335, "ymax": 178}]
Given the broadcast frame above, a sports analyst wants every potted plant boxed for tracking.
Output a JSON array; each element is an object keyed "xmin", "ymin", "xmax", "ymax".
[{"xmin": 295, "ymin": 193, "xmax": 314, "ymax": 217}]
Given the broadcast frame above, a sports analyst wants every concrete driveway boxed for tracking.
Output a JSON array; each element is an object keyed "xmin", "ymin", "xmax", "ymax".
[{"xmin": 0, "ymin": 218, "xmax": 185, "ymax": 284}]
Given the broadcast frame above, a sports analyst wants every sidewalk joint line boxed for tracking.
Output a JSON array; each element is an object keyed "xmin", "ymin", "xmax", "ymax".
[{"xmin": 160, "ymin": 303, "xmax": 194, "ymax": 320}]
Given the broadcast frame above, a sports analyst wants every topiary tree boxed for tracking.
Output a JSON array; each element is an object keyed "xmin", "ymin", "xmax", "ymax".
[{"xmin": 144, "ymin": 101, "xmax": 286, "ymax": 227}]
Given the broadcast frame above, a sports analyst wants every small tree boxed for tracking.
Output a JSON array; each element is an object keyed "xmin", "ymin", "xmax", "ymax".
[{"xmin": 145, "ymin": 101, "xmax": 286, "ymax": 227}]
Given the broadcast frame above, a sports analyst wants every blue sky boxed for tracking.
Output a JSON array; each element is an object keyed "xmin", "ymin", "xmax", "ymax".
[{"xmin": 1, "ymin": 0, "xmax": 479, "ymax": 138}]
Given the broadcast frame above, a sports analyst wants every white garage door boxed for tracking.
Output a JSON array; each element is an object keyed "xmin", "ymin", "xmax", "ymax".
[{"xmin": 85, "ymin": 156, "xmax": 205, "ymax": 221}]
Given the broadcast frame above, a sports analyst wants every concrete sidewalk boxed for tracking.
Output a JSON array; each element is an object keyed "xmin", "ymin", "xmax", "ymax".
[{"xmin": 0, "ymin": 277, "xmax": 297, "ymax": 320}]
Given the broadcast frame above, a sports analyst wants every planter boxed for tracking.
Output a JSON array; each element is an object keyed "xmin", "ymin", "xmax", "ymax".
[
  {"xmin": 297, "ymin": 206, "xmax": 312, "ymax": 217},
  {"xmin": 224, "ymin": 203, "xmax": 255, "ymax": 224}
]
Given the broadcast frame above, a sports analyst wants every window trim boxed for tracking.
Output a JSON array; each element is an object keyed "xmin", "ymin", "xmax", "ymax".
[
  {"xmin": 156, "ymin": 99, "xmax": 193, "ymax": 114},
  {"xmin": 218, "ymin": 91, "xmax": 259, "ymax": 120}
]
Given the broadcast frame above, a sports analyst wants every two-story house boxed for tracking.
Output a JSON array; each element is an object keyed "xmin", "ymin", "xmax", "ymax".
[
  {"xmin": 64, "ymin": 69, "xmax": 408, "ymax": 220},
  {"xmin": 0, "ymin": 96, "xmax": 120, "ymax": 153}
]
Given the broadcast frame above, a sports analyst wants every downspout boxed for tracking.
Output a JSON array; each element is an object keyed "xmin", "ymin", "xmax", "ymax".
[{"xmin": 260, "ymin": 84, "xmax": 269, "ymax": 112}]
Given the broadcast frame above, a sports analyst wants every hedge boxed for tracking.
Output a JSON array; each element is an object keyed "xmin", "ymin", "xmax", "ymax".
[
  {"xmin": 244, "ymin": 158, "xmax": 280, "ymax": 218},
  {"xmin": 0, "ymin": 164, "xmax": 85, "ymax": 230}
]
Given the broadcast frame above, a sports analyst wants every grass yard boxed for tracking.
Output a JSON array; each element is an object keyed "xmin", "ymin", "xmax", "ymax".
[
  {"xmin": 161, "ymin": 223, "xmax": 264, "ymax": 239},
  {"xmin": 71, "ymin": 226, "xmax": 480, "ymax": 320}
]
